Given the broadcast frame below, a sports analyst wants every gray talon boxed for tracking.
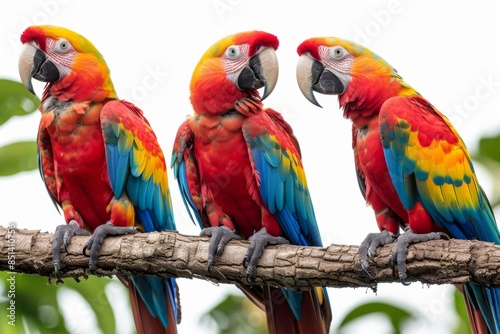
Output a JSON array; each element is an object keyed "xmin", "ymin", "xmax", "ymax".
[
  {"xmin": 243, "ymin": 227, "xmax": 289, "ymax": 279},
  {"xmin": 359, "ymin": 230, "xmax": 397, "ymax": 277},
  {"xmin": 387, "ymin": 228, "xmax": 449, "ymax": 284},
  {"xmin": 83, "ymin": 222, "xmax": 137, "ymax": 271},
  {"xmin": 52, "ymin": 220, "xmax": 90, "ymax": 281},
  {"xmin": 200, "ymin": 226, "xmax": 241, "ymax": 271}
]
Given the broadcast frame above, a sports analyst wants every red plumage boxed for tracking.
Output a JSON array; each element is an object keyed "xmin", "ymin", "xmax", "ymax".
[
  {"xmin": 173, "ymin": 30, "xmax": 331, "ymax": 334},
  {"xmin": 20, "ymin": 25, "xmax": 179, "ymax": 333},
  {"xmin": 296, "ymin": 36, "xmax": 500, "ymax": 334}
]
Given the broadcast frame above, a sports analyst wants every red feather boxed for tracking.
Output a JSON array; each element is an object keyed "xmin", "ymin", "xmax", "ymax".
[{"xmin": 20, "ymin": 26, "xmax": 47, "ymax": 50}]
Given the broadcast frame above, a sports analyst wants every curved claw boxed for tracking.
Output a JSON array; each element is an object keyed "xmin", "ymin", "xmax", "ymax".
[
  {"xmin": 243, "ymin": 227, "xmax": 289, "ymax": 280},
  {"xmin": 52, "ymin": 220, "xmax": 90, "ymax": 283},
  {"xmin": 388, "ymin": 228, "xmax": 449, "ymax": 284},
  {"xmin": 359, "ymin": 230, "xmax": 397, "ymax": 277},
  {"xmin": 63, "ymin": 220, "xmax": 91, "ymax": 252},
  {"xmin": 83, "ymin": 222, "xmax": 137, "ymax": 271},
  {"xmin": 200, "ymin": 226, "xmax": 241, "ymax": 271}
]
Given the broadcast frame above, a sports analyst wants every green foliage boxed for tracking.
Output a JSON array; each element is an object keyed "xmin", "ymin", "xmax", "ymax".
[
  {"xmin": 0, "ymin": 79, "xmax": 39, "ymax": 176},
  {"xmin": 0, "ymin": 79, "xmax": 39, "ymax": 126},
  {"xmin": 473, "ymin": 134, "xmax": 500, "ymax": 207},
  {"xmin": 0, "ymin": 272, "xmax": 124, "ymax": 334},
  {"xmin": 336, "ymin": 301, "xmax": 414, "ymax": 334},
  {"xmin": 200, "ymin": 293, "xmax": 267, "ymax": 334},
  {"xmin": 453, "ymin": 289, "xmax": 472, "ymax": 334},
  {"xmin": 477, "ymin": 134, "xmax": 500, "ymax": 164},
  {"xmin": 0, "ymin": 141, "xmax": 38, "ymax": 176}
]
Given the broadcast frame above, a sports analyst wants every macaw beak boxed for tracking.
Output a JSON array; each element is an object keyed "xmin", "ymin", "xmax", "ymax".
[
  {"xmin": 296, "ymin": 54, "xmax": 349, "ymax": 108},
  {"xmin": 18, "ymin": 43, "xmax": 60, "ymax": 95},
  {"xmin": 237, "ymin": 47, "xmax": 278, "ymax": 101}
]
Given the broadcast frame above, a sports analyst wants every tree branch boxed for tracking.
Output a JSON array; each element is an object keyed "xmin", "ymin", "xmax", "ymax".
[{"xmin": 1, "ymin": 225, "xmax": 500, "ymax": 289}]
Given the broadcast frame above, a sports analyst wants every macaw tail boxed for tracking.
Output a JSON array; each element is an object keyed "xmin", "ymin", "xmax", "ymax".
[
  {"xmin": 457, "ymin": 283, "xmax": 500, "ymax": 334},
  {"xmin": 238, "ymin": 284, "xmax": 331, "ymax": 334},
  {"xmin": 119, "ymin": 275, "xmax": 181, "ymax": 334}
]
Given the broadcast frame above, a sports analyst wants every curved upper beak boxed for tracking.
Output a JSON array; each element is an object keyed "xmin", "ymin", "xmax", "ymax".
[
  {"xmin": 296, "ymin": 54, "xmax": 350, "ymax": 108},
  {"xmin": 237, "ymin": 47, "xmax": 278, "ymax": 101},
  {"xmin": 18, "ymin": 43, "xmax": 60, "ymax": 95}
]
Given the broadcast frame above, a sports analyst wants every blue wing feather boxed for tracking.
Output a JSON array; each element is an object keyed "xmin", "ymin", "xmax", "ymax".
[
  {"xmin": 243, "ymin": 112, "xmax": 323, "ymax": 248},
  {"xmin": 380, "ymin": 96, "xmax": 500, "ymax": 332},
  {"xmin": 243, "ymin": 109, "xmax": 330, "ymax": 320},
  {"xmin": 171, "ymin": 120, "xmax": 205, "ymax": 229},
  {"xmin": 101, "ymin": 100, "xmax": 177, "ymax": 328}
]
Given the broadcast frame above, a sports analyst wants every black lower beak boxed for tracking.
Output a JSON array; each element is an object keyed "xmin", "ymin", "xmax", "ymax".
[
  {"xmin": 238, "ymin": 52, "xmax": 267, "ymax": 91},
  {"xmin": 238, "ymin": 65, "xmax": 263, "ymax": 91},
  {"xmin": 32, "ymin": 49, "xmax": 60, "ymax": 83},
  {"xmin": 310, "ymin": 59, "xmax": 345, "ymax": 95},
  {"xmin": 236, "ymin": 47, "xmax": 278, "ymax": 101},
  {"xmin": 297, "ymin": 55, "xmax": 350, "ymax": 107}
]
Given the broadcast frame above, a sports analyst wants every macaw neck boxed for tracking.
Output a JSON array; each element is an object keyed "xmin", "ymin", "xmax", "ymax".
[
  {"xmin": 341, "ymin": 74, "xmax": 418, "ymax": 128},
  {"xmin": 44, "ymin": 71, "xmax": 117, "ymax": 103},
  {"xmin": 190, "ymin": 73, "xmax": 251, "ymax": 115}
]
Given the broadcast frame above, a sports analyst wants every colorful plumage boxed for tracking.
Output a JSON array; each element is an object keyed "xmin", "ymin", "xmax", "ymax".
[
  {"xmin": 172, "ymin": 30, "xmax": 332, "ymax": 334},
  {"xmin": 296, "ymin": 36, "xmax": 500, "ymax": 334},
  {"xmin": 18, "ymin": 25, "xmax": 180, "ymax": 333}
]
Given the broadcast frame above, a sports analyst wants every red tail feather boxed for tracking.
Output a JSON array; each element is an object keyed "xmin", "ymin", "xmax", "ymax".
[
  {"xmin": 239, "ymin": 285, "xmax": 331, "ymax": 334},
  {"xmin": 118, "ymin": 276, "xmax": 178, "ymax": 334},
  {"xmin": 456, "ymin": 284, "xmax": 490, "ymax": 334}
]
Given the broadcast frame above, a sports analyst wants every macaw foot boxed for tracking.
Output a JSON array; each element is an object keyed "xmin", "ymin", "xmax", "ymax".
[
  {"xmin": 388, "ymin": 228, "xmax": 449, "ymax": 285},
  {"xmin": 359, "ymin": 230, "xmax": 397, "ymax": 277},
  {"xmin": 200, "ymin": 226, "xmax": 241, "ymax": 271},
  {"xmin": 52, "ymin": 220, "xmax": 91, "ymax": 283},
  {"xmin": 242, "ymin": 227, "xmax": 289, "ymax": 280},
  {"xmin": 83, "ymin": 222, "xmax": 137, "ymax": 271}
]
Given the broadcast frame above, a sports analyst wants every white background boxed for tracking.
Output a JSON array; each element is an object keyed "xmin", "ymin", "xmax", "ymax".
[{"xmin": 1, "ymin": 0, "xmax": 500, "ymax": 333}]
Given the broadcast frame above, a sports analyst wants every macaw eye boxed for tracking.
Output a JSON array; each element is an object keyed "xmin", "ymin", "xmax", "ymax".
[
  {"xmin": 225, "ymin": 46, "xmax": 241, "ymax": 60},
  {"xmin": 330, "ymin": 46, "xmax": 347, "ymax": 60},
  {"xmin": 55, "ymin": 39, "xmax": 72, "ymax": 53}
]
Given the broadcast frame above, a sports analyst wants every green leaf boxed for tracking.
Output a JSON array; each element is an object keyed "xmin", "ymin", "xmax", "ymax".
[
  {"xmin": 1, "ymin": 272, "xmax": 70, "ymax": 333},
  {"xmin": 476, "ymin": 134, "xmax": 500, "ymax": 163},
  {"xmin": 0, "ymin": 141, "xmax": 38, "ymax": 176},
  {"xmin": 200, "ymin": 293, "xmax": 267, "ymax": 334},
  {"xmin": 0, "ymin": 272, "xmax": 122, "ymax": 333},
  {"xmin": 0, "ymin": 79, "xmax": 39, "ymax": 126},
  {"xmin": 337, "ymin": 301, "xmax": 415, "ymax": 334},
  {"xmin": 453, "ymin": 289, "xmax": 472, "ymax": 334},
  {"xmin": 64, "ymin": 276, "xmax": 118, "ymax": 334}
]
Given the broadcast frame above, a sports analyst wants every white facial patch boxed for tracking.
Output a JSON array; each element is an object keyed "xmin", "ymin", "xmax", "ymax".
[
  {"xmin": 45, "ymin": 38, "xmax": 77, "ymax": 69},
  {"xmin": 318, "ymin": 45, "xmax": 354, "ymax": 74},
  {"xmin": 222, "ymin": 44, "xmax": 250, "ymax": 74}
]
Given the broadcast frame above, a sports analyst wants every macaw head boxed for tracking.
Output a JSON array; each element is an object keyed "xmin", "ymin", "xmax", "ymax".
[
  {"xmin": 190, "ymin": 30, "xmax": 279, "ymax": 115},
  {"xmin": 19, "ymin": 25, "xmax": 116, "ymax": 102},
  {"xmin": 296, "ymin": 37, "xmax": 416, "ymax": 123}
]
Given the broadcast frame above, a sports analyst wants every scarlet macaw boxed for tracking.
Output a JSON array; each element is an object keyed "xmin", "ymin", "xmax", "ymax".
[
  {"xmin": 296, "ymin": 36, "xmax": 500, "ymax": 334},
  {"xmin": 171, "ymin": 31, "xmax": 332, "ymax": 334},
  {"xmin": 18, "ymin": 25, "xmax": 180, "ymax": 333}
]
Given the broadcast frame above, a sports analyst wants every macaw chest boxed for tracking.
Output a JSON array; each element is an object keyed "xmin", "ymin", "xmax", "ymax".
[
  {"xmin": 194, "ymin": 131, "xmax": 250, "ymax": 193},
  {"xmin": 41, "ymin": 99, "xmax": 106, "ymax": 172},
  {"xmin": 356, "ymin": 125, "xmax": 386, "ymax": 177},
  {"xmin": 355, "ymin": 124, "xmax": 398, "ymax": 197},
  {"xmin": 191, "ymin": 114, "xmax": 262, "ymax": 227},
  {"xmin": 355, "ymin": 123, "xmax": 409, "ymax": 221}
]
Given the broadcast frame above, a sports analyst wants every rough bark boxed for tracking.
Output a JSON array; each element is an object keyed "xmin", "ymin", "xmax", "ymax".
[{"xmin": 1, "ymin": 225, "xmax": 500, "ymax": 289}]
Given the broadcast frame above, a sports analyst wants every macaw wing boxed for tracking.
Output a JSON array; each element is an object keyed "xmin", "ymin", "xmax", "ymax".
[
  {"xmin": 243, "ymin": 108, "xmax": 322, "ymax": 247},
  {"xmin": 171, "ymin": 119, "xmax": 207, "ymax": 229},
  {"xmin": 37, "ymin": 126, "xmax": 61, "ymax": 213},
  {"xmin": 379, "ymin": 96, "xmax": 499, "ymax": 243},
  {"xmin": 352, "ymin": 125, "xmax": 367, "ymax": 200},
  {"xmin": 101, "ymin": 100, "xmax": 175, "ymax": 233}
]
